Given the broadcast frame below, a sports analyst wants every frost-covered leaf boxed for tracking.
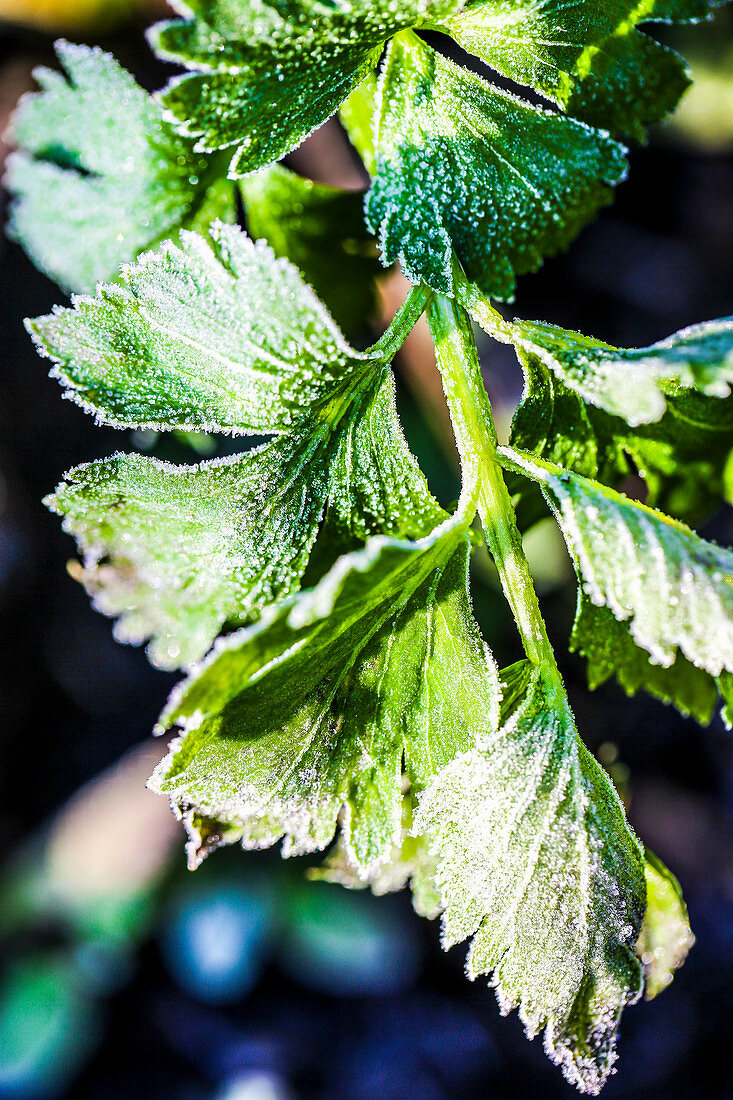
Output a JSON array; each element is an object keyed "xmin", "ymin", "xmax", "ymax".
[
  {"xmin": 39, "ymin": 222, "xmax": 443, "ymax": 666},
  {"xmin": 508, "ymin": 350, "xmax": 609, "ymax": 480},
  {"xmin": 637, "ymin": 850, "xmax": 694, "ymax": 1000},
  {"xmin": 45, "ymin": 443, "xmax": 330, "ymax": 670},
  {"xmin": 28, "ymin": 221, "xmax": 380, "ymax": 435},
  {"xmin": 501, "ymin": 314, "xmax": 733, "ymax": 428},
  {"xmin": 151, "ymin": 0, "xmax": 458, "ymax": 178},
  {"xmin": 414, "ymin": 661, "xmax": 645, "ymax": 1094},
  {"xmin": 627, "ymin": 394, "xmax": 733, "ymax": 524},
  {"xmin": 241, "ymin": 163, "xmax": 380, "ymax": 338},
  {"xmin": 501, "ymin": 448, "xmax": 733, "ymax": 717},
  {"xmin": 499, "ymin": 322, "xmax": 733, "ymax": 525},
  {"xmin": 309, "ymin": 794, "xmax": 442, "ymax": 918},
  {"xmin": 435, "ymin": 0, "xmax": 711, "ymax": 139},
  {"xmin": 365, "ymin": 31, "xmax": 626, "ymax": 299},
  {"xmin": 5, "ymin": 42, "xmax": 235, "ymax": 294},
  {"xmin": 571, "ymin": 595, "xmax": 733, "ymax": 725},
  {"xmin": 151, "ymin": 521, "xmax": 501, "ymax": 873},
  {"xmin": 503, "ymin": 350, "xmax": 622, "ymax": 532},
  {"xmin": 47, "ymin": 377, "xmax": 443, "ymax": 669},
  {"xmin": 324, "ymin": 366, "xmax": 448, "ymax": 542}
]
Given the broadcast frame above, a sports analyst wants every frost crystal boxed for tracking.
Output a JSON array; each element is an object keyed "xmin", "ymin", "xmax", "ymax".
[
  {"xmin": 502, "ymin": 446, "xmax": 733, "ymax": 722},
  {"xmin": 36, "ymin": 224, "xmax": 443, "ymax": 666},
  {"xmin": 151, "ymin": 527, "xmax": 501, "ymax": 873},
  {"xmin": 366, "ymin": 31, "xmax": 626, "ymax": 299},
  {"xmin": 6, "ymin": 42, "xmax": 234, "ymax": 293},
  {"xmin": 415, "ymin": 662, "xmax": 645, "ymax": 1094},
  {"xmin": 15, "ymin": 3, "xmax": 727, "ymax": 1092}
]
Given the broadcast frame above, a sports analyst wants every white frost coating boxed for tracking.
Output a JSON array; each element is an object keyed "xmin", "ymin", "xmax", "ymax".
[
  {"xmin": 505, "ymin": 315, "xmax": 733, "ymax": 427},
  {"xmin": 150, "ymin": 521, "xmax": 501, "ymax": 878},
  {"xmin": 46, "ymin": 436, "xmax": 332, "ymax": 670},
  {"xmin": 437, "ymin": 0, "xmax": 714, "ymax": 140},
  {"xmin": 151, "ymin": 0, "xmax": 462, "ymax": 178},
  {"xmin": 366, "ymin": 30, "xmax": 626, "ymax": 299},
  {"xmin": 5, "ymin": 42, "xmax": 231, "ymax": 295},
  {"xmin": 415, "ymin": 664, "xmax": 645, "ymax": 1094},
  {"xmin": 28, "ymin": 221, "xmax": 383, "ymax": 438},
  {"xmin": 312, "ymin": 798, "xmax": 444, "ymax": 918},
  {"xmin": 501, "ymin": 446, "xmax": 733, "ymax": 677},
  {"xmin": 38, "ymin": 221, "xmax": 445, "ymax": 670}
]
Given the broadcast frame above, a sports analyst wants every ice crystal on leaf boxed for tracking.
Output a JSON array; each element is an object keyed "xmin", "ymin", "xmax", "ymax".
[
  {"xmin": 11, "ymin": 0, "xmax": 733, "ymax": 1090},
  {"xmin": 415, "ymin": 660, "xmax": 646, "ymax": 1094},
  {"xmin": 365, "ymin": 31, "xmax": 627, "ymax": 299},
  {"xmin": 501, "ymin": 447, "xmax": 733, "ymax": 723},
  {"xmin": 36, "ymin": 223, "xmax": 443, "ymax": 667},
  {"xmin": 434, "ymin": 0, "xmax": 714, "ymax": 140},
  {"xmin": 6, "ymin": 42, "xmax": 235, "ymax": 293},
  {"xmin": 151, "ymin": 516, "xmax": 501, "ymax": 872},
  {"xmin": 309, "ymin": 794, "xmax": 443, "ymax": 919},
  {"xmin": 147, "ymin": 0, "xmax": 711, "ymax": 298},
  {"xmin": 570, "ymin": 597, "xmax": 733, "ymax": 725},
  {"xmin": 491, "ymin": 314, "xmax": 733, "ymax": 428},
  {"xmin": 475, "ymin": 304, "xmax": 733, "ymax": 525},
  {"xmin": 150, "ymin": 0, "xmax": 460, "ymax": 178}
]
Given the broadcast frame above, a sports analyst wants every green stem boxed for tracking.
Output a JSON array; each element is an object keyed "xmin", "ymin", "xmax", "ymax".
[
  {"xmin": 428, "ymin": 293, "xmax": 558, "ymax": 674},
  {"xmin": 324, "ymin": 284, "xmax": 433, "ymax": 431},
  {"xmin": 455, "ymin": 280, "xmax": 515, "ymax": 346},
  {"xmin": 369, "ymin": 283, "xmax": 433, "ymax": 361}
]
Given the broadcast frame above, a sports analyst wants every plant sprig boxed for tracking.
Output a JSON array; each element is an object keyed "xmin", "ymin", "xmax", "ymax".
[{"xmin": 7, "ymin": 2, "xmax": 733, "ymax": 1091}]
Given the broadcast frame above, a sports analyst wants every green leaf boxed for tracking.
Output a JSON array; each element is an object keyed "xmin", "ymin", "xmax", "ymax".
[
  {"xmin": 340, "ymin": 71, "xmax": 379, "ymax": 176},
  {"xmin": 523, "ymin": 382, "xmax": 733, "ymax": 526},
  {"xmin": 571, "ymin": 594, "xmax": 729, "ymax": 724},
  {"xmin": 324, "ymin": 365, "xmax": 448, "ymax": 542},
  {"xmin": 27, "ymin": 222, "xmax": 380, "ymax": 435},
  {"xmin": 241, "ymin": 163, "xmax": 380, "ymax": 338},
  {"xmin": 414, "ymin": 660, "xmax": 645, "ymax": 1094},
  {"xmin": 38, "ymin": 224, "xmax": 444, "ymax": 667},
  {"xmin": 637, "ymin": 849, "xmax": 694, "ymax": 1000},
  {"xmin": 491, "ymin": 314, "xmax": 733, "ymax": 525},
  {"xmin": 151, "ymin": 0, "xmax": 457, "ymax": 178},
  {"xmin": 501, "ymin": 447, "xmax": 733, "ymax": 723},
  {"xmin": 501, "ymin": 314, "xmax": 733, "ymax": 428},
  {"xmin": 45, "ymin": 443, "xmax": 330, "ymax": 670},
  {"xmin": 5, "ymin": 41, "xmax": 235, "ymax": 294},
  {"xmin": 365, "ymin": 31, "xmax": 627, "ymax": 299},
  {"xmin": 150, "ymin": 519, "xmax": 502, "ymax": 873},
  {"xmin": 435, "ymin": 0, "xmax": 711, "ymax": 140},
  {"xmin": 628, "ymin": 388, "xmax": 733, "ymax": 522},
  {"xmin": 502, "ymin": 349, "xmax": 623, "ymax": 532},
  {"xmin": 309, "ymin": 794, "xmax": 442, "ymax": 919}
]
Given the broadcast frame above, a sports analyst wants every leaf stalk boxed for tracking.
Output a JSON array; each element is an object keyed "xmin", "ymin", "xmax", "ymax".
[
  {"xmin": 428, "ymin": 293, "xmax": 559, "ymax": 674},
  {"xmin": 369, "ymin": 282, "xmax": 433, "ymax": 362}
]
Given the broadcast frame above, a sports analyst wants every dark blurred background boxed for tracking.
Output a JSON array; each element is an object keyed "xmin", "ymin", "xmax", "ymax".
[{"xmin": 1, "ymin": 3, "xmax": 733, "ymax": 1098}]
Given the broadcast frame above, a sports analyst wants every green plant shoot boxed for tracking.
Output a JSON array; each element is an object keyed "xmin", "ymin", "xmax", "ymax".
[{"xmin": 6, "ymin": 2, "xmax": 733, "ymax": 1091}]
